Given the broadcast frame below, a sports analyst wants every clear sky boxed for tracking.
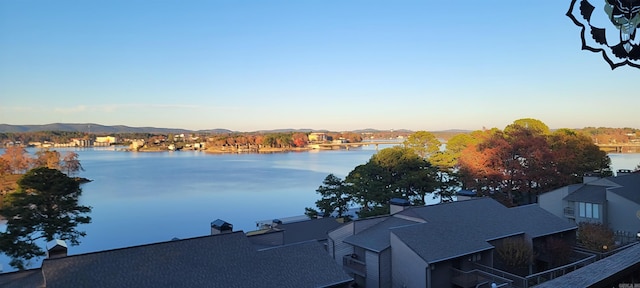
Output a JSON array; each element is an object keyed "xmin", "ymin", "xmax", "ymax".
[{"xmin": 0, "ymin": 1, "xmax": 638, "ymax": 132}]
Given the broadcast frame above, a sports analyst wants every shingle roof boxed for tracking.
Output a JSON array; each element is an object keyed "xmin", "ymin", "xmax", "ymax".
[
  {"xmin": 606, "ymin": 173, "xmax": 640, "ymax": 204},
  {"xmin": 0, "ymin": 269, "xmax": 43, "ymax": 288},
  {"xmin": 389, "ymin": 198, "xmax": 576, "ymax": 264},
  {"xmin": 276, "ymin": 217, "xmax": 345, "ymax": 244},
  {"xmin": 563, "ymin": 184, "xmax": 607, "ymax": 204},
  {"xmin": 344, "ymin": 216, "xmax": 420, "ymax": 252},
  {"xmin": 9, "ymin": 232, "xmax": 351, "ymax": 288}
]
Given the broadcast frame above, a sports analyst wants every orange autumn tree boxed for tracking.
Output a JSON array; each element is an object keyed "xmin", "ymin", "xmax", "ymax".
[
  {"xmin": 458, "ymin": 119, "xmax": 610, "ymax": 206},
  {"xmin": 0, "ymin": 146, "xmax": 31, "ymax": 174}
]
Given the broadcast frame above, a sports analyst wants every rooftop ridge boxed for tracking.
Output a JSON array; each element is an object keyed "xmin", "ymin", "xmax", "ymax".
[{"xmin": 42, "ymin": 230, "xmax": 247, "ymax": 263}]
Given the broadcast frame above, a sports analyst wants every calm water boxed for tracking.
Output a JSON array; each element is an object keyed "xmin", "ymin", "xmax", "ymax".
[
  {"xmin": 0, "ymin": 145, "xmax": 393, "ymax": 271},
  {"xmin": 1, "ymin": 147, "xmax": 640, "ymax": 271}
]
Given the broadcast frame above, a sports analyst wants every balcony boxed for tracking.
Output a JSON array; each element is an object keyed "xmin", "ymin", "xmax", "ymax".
[
  {"xmin": 342, "ymin": 254, "xmax": 366, "ymax": 276},
  {"xmin": 451, "ymin": 268, "xmax": 513, "ymax": 288},
  {"xmin": 563, "ymin": 207, "xmax": 575, "ymax": 218}
]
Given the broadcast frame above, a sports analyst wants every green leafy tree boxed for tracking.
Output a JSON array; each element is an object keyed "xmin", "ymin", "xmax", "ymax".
[
  {"xmin": 0, "ymin": 167, "xmax": 92, "ymax": 270},
  {"xmin": 505, "ymin": 118, "xmax": 550, "ymax": 135},
  {"xmin": 372, "ymin": 146, "xmax": 439, "ymax": 205},
  {"xmin": 342, "ymin": 147, "xmax": 441, "ymax": 217},
  {"xmin": 429, "ymin": 133, "xmax": 479, "ymax": 202},
  {"xmin": 305, "ymin": 174, "xmax": 351, "ymax": 218},
  {"xmin": 403, "ymin": 131, "xmax": 441, "ymax": 159},
  {"xmin": 345, "ymin": 162, "xmax": 390, "ymax": 215},
  {"xmin": 430, "ymin": 133, "xmax": 477, "ymax": 170}
]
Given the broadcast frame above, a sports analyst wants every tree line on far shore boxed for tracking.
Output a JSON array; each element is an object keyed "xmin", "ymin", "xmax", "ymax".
[
  {"xmin": 306, "ymin": 118, "xmax": 612, "ymax": 219},
  {"xmin": 0, "ymin": 147, "xmax": 83, "ymax": 183}
]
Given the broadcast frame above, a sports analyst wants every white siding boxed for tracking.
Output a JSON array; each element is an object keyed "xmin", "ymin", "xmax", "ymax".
[
  {"xmin": 538, "ymin": 186, "xmax": 571, "ymax": 219},
  {"xmin": 366, "ymin": 250, "xmax": 380, "ymax": 288},
  {"xmin": 390, "ymin": 233, "xmax": 428, "ymax": 288},
  {"xmin": 328, "ymin": 222, "xmax": 354, "ymax": 266},
  {"xmin": 606, "ymin": 190, "xmax": 640, "ymax": 234}
]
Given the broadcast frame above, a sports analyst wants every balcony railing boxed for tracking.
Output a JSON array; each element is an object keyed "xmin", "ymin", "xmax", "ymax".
[
  {"xmin": 342, "ymin": 255, "xmax": 366, "ymax": 276},
  {"xmin": 563, "ymin": 207, "xmax": 575, "ymax": 218},
  {"xmin": 473, "ymin": 249, "xmax": 596, "ymax": 288},
  {"xmin": 451, "ymin": 268, "xmax": 513, "ymax": 288}
]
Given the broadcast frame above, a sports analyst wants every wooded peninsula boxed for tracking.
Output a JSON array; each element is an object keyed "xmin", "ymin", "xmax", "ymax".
[{"xmin": 1, "ymin": 124, "xmax": 639, "ymax": 153}]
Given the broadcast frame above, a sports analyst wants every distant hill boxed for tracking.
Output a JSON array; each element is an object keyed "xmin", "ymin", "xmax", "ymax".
[
  {"xmin": 0, "ymin": 123, "xmax": 198, "ymax": 134},
  {"xmin": 0, "ymin": 123, "xmax": 472, "ymax": 135}
]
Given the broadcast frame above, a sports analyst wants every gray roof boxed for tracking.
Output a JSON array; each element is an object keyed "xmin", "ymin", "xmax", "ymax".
[
  {"xmin": 4, "ymin": 232, "xmax": 351, "ymax": 288},
  {"xmin": 344, "ymin": 216, "xmax": 419, "ymax": 252},
  {"xmin": 391, "ymin": 222, "xmax": 496, "ymax": 264},
  {"xmin": 606, "ymin": 173, "xmax": 640, "ymax": 205},
  {"xmin": 0, "ymin": 269, "xmax": 43, "ymax": 288},
  {"xmin": 277, "ymin": 217, "xmax": 345, "ymax": 244},
  {"xmin": 535, "ymin": 243, "xmax": 640, "ymax": 288},
  {"xmin": 563, "ymin": 184, "xmax": 607, "ymax": 204},
  {"xmin": 390, "ymin": 198, "xmax": 576, "ymax": 263}
]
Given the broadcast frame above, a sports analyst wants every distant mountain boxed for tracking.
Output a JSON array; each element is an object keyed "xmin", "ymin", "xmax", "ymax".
[
  {"xmin": 0, "ymin": 123, "xmax": 470, "ymax": 134},
  {"xmin": 252, "ymin": 128, "xmax": 315, "ymax": 133},
  {"xmin": 434, "ymin": 129, "xmax": 473, "ymax": 133},
  {"xmin": 0, "ymin": 123, "xmax": 195, "ymax": 134},
  {"xmin": 352, "ymin": 128, "xmax": 382, "ymax": 133},
  {"xmin": 195, "ymin": 128, "xmax": 235, "ymax": 134}
]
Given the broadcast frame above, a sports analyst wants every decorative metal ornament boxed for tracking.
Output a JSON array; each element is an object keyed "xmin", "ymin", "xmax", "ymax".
[{"xmin": 567, "ymin": 0, "xmax": 640, "ymax": 69}]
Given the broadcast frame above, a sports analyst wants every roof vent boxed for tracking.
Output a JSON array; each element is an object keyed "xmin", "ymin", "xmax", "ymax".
[
  {"xmin": 211, "ymin": 219, "xmax": 233, "ymax": 235},
  {"xmin": 46, "ymin": 239, "xmax": 68, "ymax": 259}
]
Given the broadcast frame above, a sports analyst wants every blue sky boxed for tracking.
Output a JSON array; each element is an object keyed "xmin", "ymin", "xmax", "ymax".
[{"xmin": 0, "ymin": 1, "xmax": 638, "ymax": 132}]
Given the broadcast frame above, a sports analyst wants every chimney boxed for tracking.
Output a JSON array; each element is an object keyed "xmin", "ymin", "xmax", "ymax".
[
  {"xmin": 389, "ymin": 198, "xmax": 411, "ymax": 214},
  {"xmin": 46, "ymin": 240, "xmax": 68, "ymax": 259},
  {"xmin": 210, "ymin": 219, "xmax": 233, "ymax": 235}
]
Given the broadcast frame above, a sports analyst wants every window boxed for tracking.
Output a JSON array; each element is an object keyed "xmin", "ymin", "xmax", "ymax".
[{"xmin": 578, "ymin": 202, "xmax": 600, "ymax": 219}]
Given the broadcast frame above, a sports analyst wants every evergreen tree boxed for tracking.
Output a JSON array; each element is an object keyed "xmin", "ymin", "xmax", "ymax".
[{"xmin": 0, "ymin": 167, "xmax": 92, "ymax": 270}]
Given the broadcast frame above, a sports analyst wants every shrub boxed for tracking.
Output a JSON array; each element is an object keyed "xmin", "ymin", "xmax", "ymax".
[
  {"xmin": 497, "ymin": 237, "xmax": 534, "ymax": 268},
  {"xmin": 577, "ymin": 222, "xmax": 615, "ymax": 252}
]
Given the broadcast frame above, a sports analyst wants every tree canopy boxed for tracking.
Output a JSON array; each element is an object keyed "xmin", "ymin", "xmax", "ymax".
[
  {"xmin": 0, "ymin": 167, "xmax": 92, "ymax": 270},
  {"xmin": 305, "ymin": 174, "xmax": 351, "ymax": 219},
  {"xmin": 403, "ymin": 131, "xmax": 441, "ymax": 159},
  {"xmin": 307, "ymin": 146, "xmax": 442, "ymax": 218},
  {"xmin": 458, "ymin": 119, "xmax": 611, "ymax": 206},
  {"xmin": 307, "ymin": 118, "xmax": 611, "ymax": 217}
]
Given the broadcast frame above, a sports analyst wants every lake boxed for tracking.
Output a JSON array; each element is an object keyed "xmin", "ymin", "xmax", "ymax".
[
  {"xmin": 1, "ymin": 147, "xmax": 640, "ymax": 272},
  {"xmin": 0, "ymin": 145, "xmax": 394, "ymax": 271}
]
